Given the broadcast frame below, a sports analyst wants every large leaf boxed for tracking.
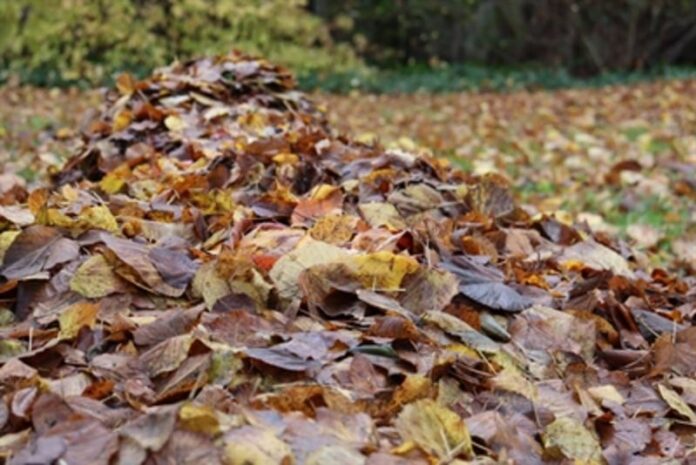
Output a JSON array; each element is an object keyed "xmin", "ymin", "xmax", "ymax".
[
  {"xmin": 0, "ymin": 225, "xmax": 79, "ymax": 280},
  {"xmin": 442, "ymin": 255, "xmax": 532, "ymax": 312},
  {"xmin": 395, "ymin": 399, "xmax": 473, "ymax": 460}
]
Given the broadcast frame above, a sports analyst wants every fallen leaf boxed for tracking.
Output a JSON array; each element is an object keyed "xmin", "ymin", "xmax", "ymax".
[
  {"xmin": 395, "ymin": 399, "xmax": 473, "ymax": 460},
  {"xmin": 223, "ymin": 426, "xmax": 294, "ymax": 465},
  {"xmin": 269, "ymin": 237, "xmax": 350, "ymax": 302},
  {"xmin": 359, "ymin": 202, "xmax": 406, "ymax": 230},
  {"xmin": 399, "ymin": 268, "xmax": 459, "ymax": 314},
  {"xmin": 442, "ymin": 256, "xmax": 532, "ymax": 312},
  {"xmin": 0, "ymin": 205, "xmax": 35, "ymax": 226},
  {"xmin": 79, "ymin": 205, "xmax": 119, "ymax": 232},
  {"xmin": 59, "ymin": 302, "xmax": 99, "ymax": 339},
  {"xmin": 1, "ymin": 225, "xmax": 79, "ymax": 280},
  {"xmin": 70, "ymin": 254, "xmax": 125, "ymax": 298},
  {"xmin": 560, "ymin": 240, "xmax": 634, "ymax": 278},
  {"xmin": 348, "ymin": 251, "xmax": 419, "ymax": 291},
  {"xmin": 542, "ymin": 417, "xmax": 603, "ymax": 463},
  {"xmin": 658, "ymin": 384, "xmax": 696, "ymax": 423}
]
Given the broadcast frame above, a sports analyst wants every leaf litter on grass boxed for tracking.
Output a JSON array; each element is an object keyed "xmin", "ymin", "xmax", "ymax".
[
  {"xmin": 0, "ymin": 51, "xmax": 694, "ymax": 464},
  {"xmin": 320, "ymin": 84, "xmax": 696, "ymax": 271}
]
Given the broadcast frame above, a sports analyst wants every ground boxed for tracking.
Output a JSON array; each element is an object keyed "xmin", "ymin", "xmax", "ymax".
[{"xmin": 0, "ymin": 80, "xmax": 694, "ymax": 269}]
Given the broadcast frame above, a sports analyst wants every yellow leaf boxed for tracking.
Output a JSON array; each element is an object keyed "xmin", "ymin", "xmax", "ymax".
[
  {"xmin": 99, "ymin": 164, "xmax": 131, "ymax": 194},
  {"xmin": 543, "ymin": 417, "xmax": 603, "ymax": 464},
  {"xmin": 113, "ymin": 109, "xmax": 132, "ymax": 131},
  {"xmin": 348, "ymin": 251, "xmax": 419, "ymax": 290},
  {"xmin": 59, "ymin": 302, "xmax": 99, "ymax": 339},
  {"xmin": 192, "ymin": 261, "xmax": 231, "ymax": 310},
  {"xmin": 355, "ymin": 132, "xmax": 377, "ymax": 145},
  {"xmin": 70, "ymin": 254, "xmax": 123, "ymax": 298},
  {"xmin": 0, "ymin": 230, "xmax": 21, "ymax": 263},
  {"xmin": 178, "ymin": 402, "xmax": 221, "ymax": 436},
  {"xmin": 271, "ymin": 153, "xmax": 299, "ymax": 165},
  {"xmin": 224, "ymin": 427, "xmax": 293, "ymax": 465},
  {"xmin": 60, "ymin": 185, "xmax": 80, "ymax": 202},
  {"xmin": 658, "ymin": 384, "xmax": 696, "ymax": 423},
  {"xmin": 358, "ymin": 202, "xmax": 406, "ymax": 230},
  {"xmin": 310, "ymin": 184, "xmax": 340, "ymax": 201},
  {"xmin": 80, "ymin": 205, "xmax": 119, "ymax": 233},
  {"xmin": 491, "ymin": 366, "xmax": 538, "ymax": 402},
  {"xmin": 0, "ymin": 340, "xmax": 25, "ymax": 359},
  {"xmin": 45, "ymin": 208, "xmax": 75, "ymax": 228},
  {"xmin": 395, "ymin": 398, "xmax": 473, "ymax": 460},
  {"xmin": 164, "ymin": 115, "xmax": 186, "ymax": 132},
  {"xmin": 309, "ymin": 214, "xmax": 355, "ymax": 244},
  {"xmin": 446, "ymin": 343, "xmax": 480, "ymax": 360},
  {"xmin": 587, "ymin": 385, "xmax": 625, "ymax": 405},
  {"xmin": 203, "ymin": 106, "xmax": 231, "ymax": 121},
  {"xmin": 384, "ymin": 374, "xmax": 433, "ymax": 416},
  {"xmin": 269, "ymin": 237, "xmax": 350, "ymax": 303}
]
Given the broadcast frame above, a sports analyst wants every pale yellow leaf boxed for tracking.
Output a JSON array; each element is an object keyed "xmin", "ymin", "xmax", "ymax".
[
  {"xmin": 395, "ymin": 398, "xmax": 472, "ymax": 460},
  {"xmin": 269, "ymin": 237, "xmax": 350, "ymax": 302},
  {"xmin": 358, "ymin": 202, "xmax": 406, "ymax": 230},
  {"xmin": 80, "ymin": 205, "xmax": 119, "ymax": 233},
  {"xmin": 224, "ymin": 427, "xmax": 293, "ymax": 465},
  {"xmin": 70, "ymin": 254, "xmax": 124, "ymax": 298},
  {"xmin": 587, "ymin": 385, "xmax": 625, "ymax": 405},
  {"xmin": 543, "ymin": 417, "xmax": 603, "ymax": 463},
  {"xmin": 659, "ymin": 384, "xmax": 696, "ymax": 423},
  {"xmin": 164, "ymin": 115, "xmax": 186, "ymax": 132}
]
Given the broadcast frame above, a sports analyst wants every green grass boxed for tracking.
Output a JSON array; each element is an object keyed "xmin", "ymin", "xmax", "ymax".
[
  {"xmin": 448, "ymin": 145, "xmax": 690, "ymax": 255},
  {"xmin": 567, "ymin": 191, "xmax": 690, "ymax": 252},
  {"xmin": 300, "ymin": 64, "xmax": 696, "ymax": 94},
  {"xmin": 5, "ymin": 60, "xmax": 696, "ymax": 95}
]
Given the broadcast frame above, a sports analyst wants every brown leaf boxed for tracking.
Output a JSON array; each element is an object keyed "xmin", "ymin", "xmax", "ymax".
[
  {"xmin": 132, "ymin": 306, "xmax": 203, "ymax": 346},
  {"xmin": 442, "ymin": 256, "xmax": 532, "ymax": 312},
  {"xmin": 1, "ymin": 225, "xmax": 79, "ymax": 280},
  {"xmin": 100, "ymin": 234, "xmax": 194, "ymax": 297}
]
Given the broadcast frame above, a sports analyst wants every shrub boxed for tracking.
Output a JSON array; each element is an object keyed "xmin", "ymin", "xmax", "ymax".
[{"xmin": 0, "ymin": 0, "xmax": 362, "ymax": 85}]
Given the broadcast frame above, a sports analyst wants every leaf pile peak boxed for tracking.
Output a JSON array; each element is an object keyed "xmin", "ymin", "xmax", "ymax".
[{"xmin": 0, "ymin": 51, "xmax": 694, "ymax": 464}]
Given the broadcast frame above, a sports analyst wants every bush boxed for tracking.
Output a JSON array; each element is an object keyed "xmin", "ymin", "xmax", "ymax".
[{"xmin": 0, "ymin": 0, "xmax": 362, "ymax": 86}]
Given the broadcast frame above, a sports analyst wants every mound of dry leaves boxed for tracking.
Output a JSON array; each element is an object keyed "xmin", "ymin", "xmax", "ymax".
[{"xmin": 0, "ymin": 52, "xmax": 695, "ymax": 465}]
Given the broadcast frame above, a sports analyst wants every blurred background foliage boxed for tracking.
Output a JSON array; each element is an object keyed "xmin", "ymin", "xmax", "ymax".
[
  {"xmin": 312, "ymin": 0, "xmax": 696, "ymax": 74},
  {"xmin": 1, "ymin": 0, "xmax": 696, "ymax": 90},
  {"xmin": 0, "ymin": 0, "xmax": 361, "ymax": 86}
]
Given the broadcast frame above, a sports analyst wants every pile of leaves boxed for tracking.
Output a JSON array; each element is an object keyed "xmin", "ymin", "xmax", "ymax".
[
  {"xmin": 322, "ymin": 84, "xmax": 696, "ymax": 269},
  {"xmin": 0, "ymin": 51, "xmax": 695, "ymax": 465}
]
